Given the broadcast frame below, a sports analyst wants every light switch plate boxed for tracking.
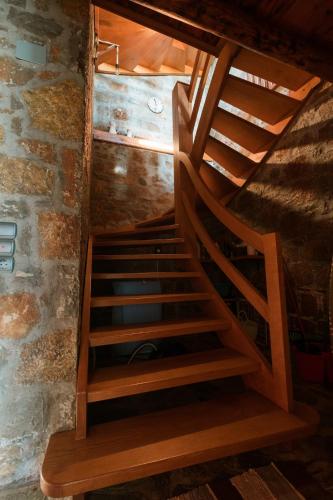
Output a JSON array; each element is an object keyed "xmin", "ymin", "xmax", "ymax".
[
  {"xmin": 0, "ymin": 222, "xmax": 17, "ymax": 239},
  {"xmin": 0, "ymin": 240, "xmax": 15, "ymax": 257},
  {"xmin": 16, "ymin": 40, "xmax": 47, "ymax": 65}
]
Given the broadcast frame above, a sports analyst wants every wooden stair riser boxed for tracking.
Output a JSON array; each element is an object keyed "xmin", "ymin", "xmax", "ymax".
[
  {"xmin": 94, "ymin": 224, "xmax": 179, "ymax": 238},
  {"xmin": 91, "ymin": 292, "xmax": 211, "ymax": 308},
  {"xmin": 94, "ymin": 238, "xmax": 184, "ymax": 247},
  {"xmin": 87, "ymin": 349, "xmax": 259, "ymax": 402},
  {"xmin": 93, "ymin": 254, "xmax": 192, "ymax": 261},
  {"xmin": 90, "ymin": 318, "xmax": 230, "ymax": 346}
]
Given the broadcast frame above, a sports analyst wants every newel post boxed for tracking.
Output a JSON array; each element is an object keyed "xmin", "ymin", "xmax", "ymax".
[{"xmin": 263, "ymin": 232, "xmax": 293, "ymax": 412}]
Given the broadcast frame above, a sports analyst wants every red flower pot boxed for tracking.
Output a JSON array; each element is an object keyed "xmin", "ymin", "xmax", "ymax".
[{"xmin": 295, "ymin": 350, "xmax": 325, "ymax": 383}]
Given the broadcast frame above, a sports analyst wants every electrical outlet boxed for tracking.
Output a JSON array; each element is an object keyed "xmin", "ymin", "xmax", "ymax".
[
  {"xmin": 0, "ymin": 257, "xmax": 14, "ymax": 272},
  {"xmin": 0, "ymin": 240, "xmax": 15, "ymax": 257}
]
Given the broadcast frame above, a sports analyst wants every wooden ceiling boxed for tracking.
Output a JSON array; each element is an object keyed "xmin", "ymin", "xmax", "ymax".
[
  {"xmin": 96, "ymin": 0, "xmax": 332, "ymax": 81},
  {"xmin": 95, "ymin": 8, "xmax": 209, "ymax": 75}
]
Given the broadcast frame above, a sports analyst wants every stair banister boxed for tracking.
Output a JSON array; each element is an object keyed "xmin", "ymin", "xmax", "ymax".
[{"xmin": 173, "ymin": 47, "xmax": 293, "ymax": 413}]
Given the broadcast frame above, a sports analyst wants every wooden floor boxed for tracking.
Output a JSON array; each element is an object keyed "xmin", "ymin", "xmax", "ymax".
[{"xmin": 41, "ymin": 391, "xmax": 318, "ymax": 498}]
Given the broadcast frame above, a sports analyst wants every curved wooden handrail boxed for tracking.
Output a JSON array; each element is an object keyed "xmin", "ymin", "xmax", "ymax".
[
  {"xmin": 76, "ymin": 234, "xmax": 93, "ymax": 439},
  {"xmin": 182, "ymin": 191, "xmax": 269, "ymax": 321},
  {"xmin": 179, "ymin": 151, "xmax": 265, "ymax": 253}
]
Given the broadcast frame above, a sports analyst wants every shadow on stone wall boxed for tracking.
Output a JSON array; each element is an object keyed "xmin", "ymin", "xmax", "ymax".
[{"xmin": 231, "ymin": 82, "xmax": 333, "ymax": 341}]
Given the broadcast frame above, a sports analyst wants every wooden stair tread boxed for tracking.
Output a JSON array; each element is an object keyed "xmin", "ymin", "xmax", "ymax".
[
  {"xmin": 232, "ymin": 49, "xmax": 312, "ymax": 91},
  {"xmin": 41, "ymin": 392, "xmax": 318, "ymax": 497},
  {"xmin": 89, "ymin": 317, "xmax": 230, "ymax": 346},
  {"xmin": 94, "ymin": 224, "xmax": 179, "ymax": 238},
  {"xmin": 92, "ymin": 271, "xmax": 201, "ymax": 280},
  {"xmin": 94, "ymin": 238, "xmax": 184, "ymax": 247},
  {"xmin": 212, "ymin": 108, "xmax": 276, "ymax": 154},
  {"xmin": 87, "ymin": 348, "xmax": 259, "ymax": 402},
  {"xmin": 93, "ymin": 253, "xmax": 192, "ymax": 261},
  {"xmin": 205, "ymin": 136, "xmax": 256, "ymax": 178},
  {"xmin": 221, "ymin": 75, "xmax": 299, "ymax": 125},
  {"xmin": 91, "ymin": 292, "xmax": 211, "ymax": 307}
]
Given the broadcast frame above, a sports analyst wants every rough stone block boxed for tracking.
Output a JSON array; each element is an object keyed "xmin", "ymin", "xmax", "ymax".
[
  {"xmin": 7, "ymin": 6, "xmax": 63, "ymax": 38},
  {"xmin": 38, "ymin": 211, "xmax": 79, "ymax": 259},
  {"xmin": 0, "ymin": 125, "xmax": 4, "ymax": 143},
  {"xmin": 0, "ymin": 56, "xmax": 34, "ymax": 85},
  {"xmin": 18, "ymin": 329, "xmax": 76, "ymax": 383},
  {"xmin": 0, "ymin": 199, "xmax": 30, "ymax": 218},
  {"xmin": 22, "ymin": 80, "xmax": 84, "ymax": 140},
  {"xmin": 0, "ymin": 292, "xmax": 40, "ymax": 339},
  {"xmin": 19, "ymin": 138, "xmax": 56, "ymax": 164},
  {"xmin": 61, "ymin": 148, "xmax": 80, "ymax": 208},
  {"xmin": 0, "ymin": 154, "xmax": 54, "ymax": 195}
]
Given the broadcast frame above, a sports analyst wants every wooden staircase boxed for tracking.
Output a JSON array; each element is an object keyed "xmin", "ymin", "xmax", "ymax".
[
  {"xmin": 187, "ymin": 45, "xmax": 320, "ymax": 204},
  {"xmin": 41, "ymin": 31, "xmax": 321, "ymax": 500}
]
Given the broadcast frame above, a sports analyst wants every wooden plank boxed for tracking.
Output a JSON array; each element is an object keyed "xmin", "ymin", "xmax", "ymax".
[
  {"xmin": 182, "ymin": 191, "xmax": 269, "ymax": 321},
  {"xmin": 263, "ymin": 233, "xmax": 293, "ymax": 412},
  {"xmin": 93, "ymin": 0, "xmax": 220, "ymax": 56},
  {"xmin": 92, "ymin": 271, "xmax": 201, "ymax": 280},
  {"xmin": 232, "ymin": 49, "xmax": 313, "ymax": 91},
  {"xmin": 122, "ymin": 0, "xmax": 331, "ymax": 81},
  {"xmin": 135, "ymin": 211, "xmax": 174, "ymax": 228},
  {"xmin": 94, "ymin": 238, "xmax": 184, "ymax": 247},
  {"xmin": 87, "ymin": 348, "xmax": 259, "ymax": 401},
  {"xmin": 221, "ymin": 76, "xmax": 299, "ymax": 125},
  {"xmin": 190, "ymin": 53, "xmax": 214, "ymax": 130},
  {"xmin": 93, "ymin": 253, "xmax": 192, "ymax": 261},
  {"xmin": 205, "ymin": 137, "xmax": 256, "ymax": 178},
  {"xmin": 191, "ymin": 43, "xmax": 238, "ymax": 167},
  {"xmin": 199, "ymin": 162, "xmax": 239, "ymax": 200},
  {"xmin": 91, "ymin": 292, "xmax": 211, "ymax": 307},
  {"xmin": 164, "ymin": 45, "xmax": 186, "ymax": 72},
  {"xmin": 41, "ymin": 392, "xmax": 319, "ymax": 497},
  {"xmin": 93, "ymin": 224, "xmax": 179, "ymax": 237},
  {"xmin": 179, "ymin": 152, "xmax": 264, "ymax": 252},
  {"xmin": 76, "ymin": 236, "xmax": 93, "ymax": 440},
  {"xmin": 211, "ymin": 108, "xmax": 276, "ymax": 154},
  {"xmin": 89, "ymin": 317, "xmax": 230, "ymax": 346},
  {"xmin": 188, "ymin": 50, "xmax": 204, "ymax": 103},
  {"xmin": 93, "ymin": 129, "xmax": 174, "ymax": 155}
]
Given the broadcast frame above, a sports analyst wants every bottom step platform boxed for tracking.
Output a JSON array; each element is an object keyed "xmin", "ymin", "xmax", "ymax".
[{"xmin": 41, "ymin": 391, "xmax": 318, "ymax": 498}]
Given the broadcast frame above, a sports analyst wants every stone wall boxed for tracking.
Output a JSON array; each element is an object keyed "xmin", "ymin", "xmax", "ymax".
[
  {"xmin": 91, "ymin": 73, "xmax": 189, "ymax": 230},
  {"xmin": 0, "ymin": 0, "xmax": 90, "ymax": 491},
  {"xmin": 91, "ymin": 142, "xmax": 174, "ymax": 231},
  {"xmin": 231, "ymin": 83, "xmax": 333, "ymax": 344}
]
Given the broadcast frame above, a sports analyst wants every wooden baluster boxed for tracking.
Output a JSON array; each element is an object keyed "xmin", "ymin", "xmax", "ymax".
[
  {"xmin": 190, "ymin": 53, "xmax": 214, "ymax": 132},
  {"xmin": 76, "ymin": 235, "xmax": 93, "ymax": 439},
  {"xmin": 263, "ymin": 232, "xmax": 293, "ymax": 412},
  {"xmin": 191, "ymin": 42, "xmax": 238, "ymax": 169},
  {"xmin": 187, "ymin": 50, "xmax": 204, "ymax": 104},
  {"xmin": 172, "ymin": 81, "xmax": 192, "ymax": 229}
]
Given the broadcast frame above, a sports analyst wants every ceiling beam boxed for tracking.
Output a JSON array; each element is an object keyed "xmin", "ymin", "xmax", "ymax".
[
  {"xmin": 126, "ymin": 0, "xmax": 332, "ymax": 82},
  {"xmin": 93, "ymin": 0, "xmax": 221, "ymax": 56}
]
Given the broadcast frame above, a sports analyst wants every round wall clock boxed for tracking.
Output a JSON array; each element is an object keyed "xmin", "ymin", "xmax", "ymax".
[{"xmin": 148, "ymin": 96, "xmax": 164, "ymax": 114}]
